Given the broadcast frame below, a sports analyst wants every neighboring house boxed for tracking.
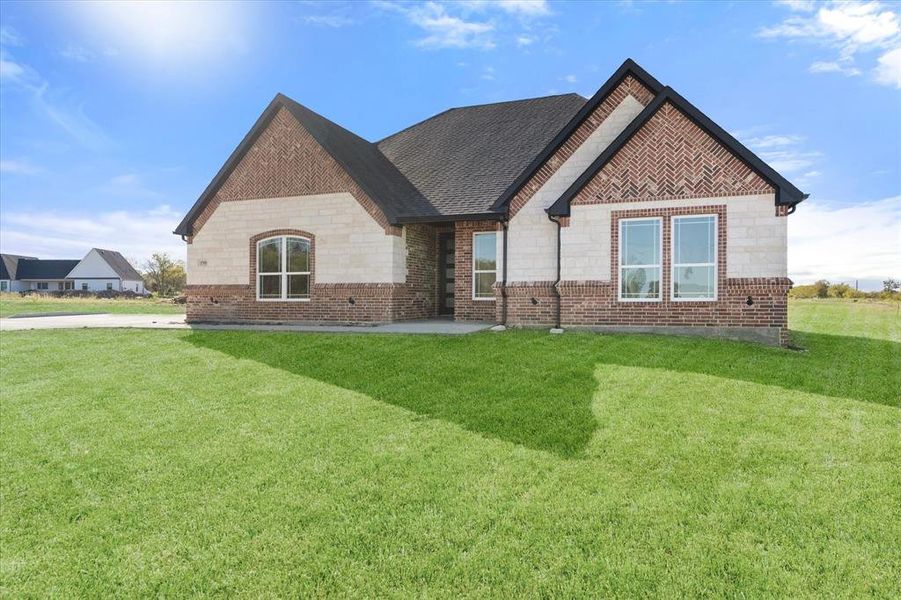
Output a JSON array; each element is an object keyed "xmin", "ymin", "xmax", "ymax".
[
  {"xmin": 175, "ymin": 59, "xmax": 806, "ymax": 345},
  {"xmin": 0, "ymin": 249, "xmax": 145, "ymax": 294}
]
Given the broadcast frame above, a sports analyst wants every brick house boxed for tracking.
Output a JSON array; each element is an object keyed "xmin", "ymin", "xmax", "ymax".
[{"xmin": 175, "ymin": 59, "xmax": 806, "ymax": 346}]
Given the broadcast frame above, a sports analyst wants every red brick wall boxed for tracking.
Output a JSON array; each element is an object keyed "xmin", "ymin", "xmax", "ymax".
[
  {"xmin": 188, "ymin": 106, "xmax": 398, "ymax": 239},
  {"xmin": 186, "ymin": 223, "xmax": 440, "ymax": 324},
  {"xmin": 454, "ymin": 220, "xmax": 500, "ymax": 322},
  {"xmin": 572, "ymin": 101, "xmax": 774, "ymax": 206},
  {"xmin": 501, "ymin": 205, "xmax": 789, "ymax": 343},
  {"xmin": 508, "ymin": 75, "xmax": 655, "ymax": 218}
]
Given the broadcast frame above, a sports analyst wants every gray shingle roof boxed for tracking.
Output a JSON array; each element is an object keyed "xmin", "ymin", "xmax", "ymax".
[
  {"xmin": 15, "ymin": 259, "xmax": 80, "ymax": 280},
  {"xmin": 94, "ymin": 249, "xmax": 143, "ymax": 281},
  {"xmin": 1, "ymin": 254, "xmax": 37, "ymax": 280},
  {"xmin": 378, "ymin": 94, "xmax": 586, "ymax": 219}
]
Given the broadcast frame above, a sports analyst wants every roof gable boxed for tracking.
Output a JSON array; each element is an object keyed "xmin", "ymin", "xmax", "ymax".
[
  {"xmin": 174, "ymin": 96, "xmax": 427, "ymax": 236},
  {"xmin": 490, "ymin": 59, "xmax": 664, "ymax": 213},
  {"xmin": 548, "ymin": 87, "xmax": 808, "ymax": 216},
  {"xmin": 1, "ymin": 254, "xmax": 37, "ymax": 280}
]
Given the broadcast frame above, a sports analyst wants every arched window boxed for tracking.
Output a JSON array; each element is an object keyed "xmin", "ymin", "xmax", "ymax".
[{"xmin": 256, "ymin": 236, "xmax": 311, "ymax": 301}]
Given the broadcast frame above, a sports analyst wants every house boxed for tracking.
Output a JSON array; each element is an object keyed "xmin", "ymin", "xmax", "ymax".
[
  {"xmin": 0, "ymin": 249, "xmax": 145, "ymax": 294},
  {"xmin": 174, "ymin": 59, "xmax": 806, "ymax": 346}
]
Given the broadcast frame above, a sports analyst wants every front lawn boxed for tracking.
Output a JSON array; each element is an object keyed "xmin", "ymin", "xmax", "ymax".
[
  {"xmin": 1, "ymin": 301, "xmax": 898, "ymax": 596},
  {"xmin": 0, "ymin": 292, "xmax": 185, "ymax": 318}
]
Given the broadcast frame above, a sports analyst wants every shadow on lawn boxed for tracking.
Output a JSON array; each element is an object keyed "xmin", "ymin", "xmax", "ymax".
[{"xmin": 186, "ymin": 328, "xmax": 899, "ymax": 458}]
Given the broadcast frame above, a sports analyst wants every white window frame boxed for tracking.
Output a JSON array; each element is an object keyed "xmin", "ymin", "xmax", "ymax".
[
  {"xmin": 671, "ymin": 214, "xmax": 718, "ymax": 302},
  {"xmin": 472, "ymin": 231, "xmax": 497, "ymax": 301},
  {"xmin": 618, "ymin": 216, "xmax": 663, "ymax": 302},
  {"xmin": 256, "ymin": 235, "xmax": 312, "ymax": 302}
]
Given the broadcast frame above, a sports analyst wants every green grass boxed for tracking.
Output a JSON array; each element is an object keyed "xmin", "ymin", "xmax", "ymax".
[
  {"xmin": 1, "ymin": 300, "xmax": 899, "ymax": 596},
  {"xmin": 0, "ymin": 292, "xmax": 185, "ymax": 318}
]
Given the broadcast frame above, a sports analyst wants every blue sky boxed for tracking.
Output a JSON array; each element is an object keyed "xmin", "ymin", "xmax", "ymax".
[{"xmin": 0, "ymin": 0, "xmax": 898, "ymax": 288}]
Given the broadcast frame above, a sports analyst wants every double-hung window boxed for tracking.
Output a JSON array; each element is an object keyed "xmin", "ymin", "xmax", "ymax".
[
  {"xmin": 672, "ymin": 215, "xmax": 717, "ymax": 300},
  {"xmin": 472, "ymin": 232, "xmax": 497, "ymax": 300},
  {"xmin": 618, "ymin": 217, "xmax": 662, "ymax": 301},
  {"xmin": 257, "ymin": 236, "xmax": 311, "ymax": 301}
]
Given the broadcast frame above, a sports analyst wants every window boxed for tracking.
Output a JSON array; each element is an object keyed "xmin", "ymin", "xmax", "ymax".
[
  {"xmin": 0, "ymin": 281, "xmax": 7, "ymax": 292},
  {"xmin": 672, "ymin": 215, "xmax": 717, "ymax": 300},
  {"xmin": 37, "ymin": 282, "xmax": 49, "ymax": 290},
  {"xmin": 82, "ymin": 283, "xmax": 89, "ymax": 291},
  {"xmin": 619, "ymin": 218, "xmax": 662, "ymax": 301},
  {"xmin": 256, "ymin": 236, "xmax": 311, "ymax": 301},
  {"xmin": 472, "ymin": 232, "xmax": 497, "ymax": 300},
  {"xmin": 106, "ymin": 283, "xmax": 113, "ymax": 291}
]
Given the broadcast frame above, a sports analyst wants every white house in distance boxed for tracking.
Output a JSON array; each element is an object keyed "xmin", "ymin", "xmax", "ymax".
[{"xmin": 0, "ymin": 248, "xmax": 145, "ymax": 294}]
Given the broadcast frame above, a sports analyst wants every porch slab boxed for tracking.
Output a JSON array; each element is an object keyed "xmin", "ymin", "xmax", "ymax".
[{"xmin": 0, "ymin": 314, "xmax": 493, "ymax": 335}]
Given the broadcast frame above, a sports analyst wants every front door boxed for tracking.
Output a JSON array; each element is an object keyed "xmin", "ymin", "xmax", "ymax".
[{"xmin": 438, "ymin": 232, "xmax": 455, "ymax": 316}]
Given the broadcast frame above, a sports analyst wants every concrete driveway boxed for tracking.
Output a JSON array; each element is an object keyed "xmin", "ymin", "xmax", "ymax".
[{"xmin": 0, "ymin": 313, "xmax": 492, "ymax": 335}]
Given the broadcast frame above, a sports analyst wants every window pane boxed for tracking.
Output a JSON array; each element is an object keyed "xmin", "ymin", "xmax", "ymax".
[
  {"xmin": 475, "ymin": 272, "xmax": 496, "ymax": 298},
  {"xmin": 258, "ymin": 238, "xmax": 281, "ymax": 273},
  {"xmin": 287, "ymin": 238, "xmax": 310, "ymax": 272},
  {"xmin": 621, "ymin": 220, "xmax": 660, "ymax": 266},
  {"xmin": 288, "ymin": 274, "xmax": 310, "ymax": 299},
  {"xmin": 674, "ymin": 216, "xmax": 715, "ymax": 264},
  {"xmin": 621, "ymin": 267, "xmax": 660, "ymax": 299},
  {"xmin": 674, "ymin": 266, "xmax": 715, "ymax": 299},
  {"xmin": 474, "ymin": 233, "xmax": 497, "ymax": 271},
  {"xmin": 259, "ymin": 274, "xmax": 281, "ymax": 298}
]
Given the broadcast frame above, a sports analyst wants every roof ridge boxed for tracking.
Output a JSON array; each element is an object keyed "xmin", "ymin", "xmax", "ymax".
[{"xmin": 377, "ymin": 93, "xmax": 585, "ymax": 145}]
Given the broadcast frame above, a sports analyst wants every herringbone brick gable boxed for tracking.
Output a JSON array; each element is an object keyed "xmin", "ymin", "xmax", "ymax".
[
  {"xmin": 189, "ymin": 107, "xmax": 393, "ymax": 238},
  {"xmin": 508, "ymin": 75, "xmax": 655, "ymax": 218},
  {"xmin": 574, "ymin": 101, "xmax": 774, "ymax": 205}
]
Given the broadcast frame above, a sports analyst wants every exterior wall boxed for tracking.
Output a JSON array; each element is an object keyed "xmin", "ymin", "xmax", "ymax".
[
  {"xmin": 186, "ymin": 223, "xmax": 439, "ymax": 324},
  {"xmin": 563, "ymin": 195, "xmax": 786, "ymax": 280},
  {"xmin": 67, "ymin": 250, "xmax": 118, "ymax": 279},
  {"xmin": 23, "ymin": 280, "xmax": 73, "ymax": 291},
  {"xmin": 506, "ymin": 80, "xmax": 653, "ymax": 284},
  {"xmin": 454, "ymin": 220, "xmax": 501, "ymax": 322},
  {"xmin": 188, "ymin": 194, "xmax": 405, "ymax": 286},
  {"xmin": 73, "ymin": 279, "xmax": 121, "ymax": 292},
  {"xmin": 188, "ymin": 106, "xmax": 395, "ymax": 238},
  {"xmin": 501, "ymin": 98, "xmax": 789, "ymax": 344},
  {"xmin": 121, "ymin": 280, "xmax": 146, "ymax": 294}
]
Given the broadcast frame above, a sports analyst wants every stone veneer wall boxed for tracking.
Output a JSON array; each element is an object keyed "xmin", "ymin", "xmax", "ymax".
[{"xmin": 186, "ymin": 223, "xmax": 439, "ymax": 324}]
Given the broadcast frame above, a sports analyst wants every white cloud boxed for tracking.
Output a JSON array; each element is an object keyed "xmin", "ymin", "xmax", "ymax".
[
  {"xmin": 0, "ymin": 49, "xmax": 27, "ymax": 81},
  {"xmin": 59, "ymin": 44, "xmax": 95, "ymax": 62},
  {"xmin": 808, "ymin": 60, "xmax": 862, "ymax": 76},
  {"xmin": 0, "ymin": 159, "xmax": 41, "ymax": 175},
  {"xmin": 376, "ymin": 0, "xmax": 553, "ymax": 50},
  {"xmin": 0, "ymin": 26, "xmax": 23, "ymax": 46},
  {"xmin": 561, "ymin": 74, "xmax": 578, "ymax": 83},
  {"xmin": 874, "ymin": 46, "xmax": 901, "ymax": 87},
  {"xmin": 516, "ymin": 34, "xmax": 536, "ymax": 46},
  {"xmin": 0, "ymin": 205, "xmax": 186, "ymax": 263},
  {"xmin": 744, "ymin": 134, "xmax": 805, "ymax": 148},
  {"xmin": 775, "ymin": 0, "xmax": 816, "ymax": 11},
  {"xmin": 759, "ymin": 1, "xmax": 901, "ymax": 88},
  {"xmin": 741, "ymin": 131, "xmax": 821, "ymax": 176},
  {"xmin": 481, "ymin": 65, "xmax": 496, "ymax": 80},
  {"xmin": 301, "ymin": 15, "xmax": 356, "ymax": 28},
  {"xmin": 789, "ymin": 196, "xmax": 901, "ymax": 285},
  {"xmin": 101, "ymin": 173, "xmax": 164, "ymax": 198},
  {"xmin": 758, "ymin": 149, "xmax": 823, "ymax": 173}
]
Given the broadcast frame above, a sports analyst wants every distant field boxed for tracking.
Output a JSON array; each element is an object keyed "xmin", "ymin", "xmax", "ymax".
[
  {"xmin": 0, "ymin": 293, "xmax": 184, "ymax": 318},
  {"xmin": 1, "ymin": 298, "xmax": 898, "ymax": 596}
]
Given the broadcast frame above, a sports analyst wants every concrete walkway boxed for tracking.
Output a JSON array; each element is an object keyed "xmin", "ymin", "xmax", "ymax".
[{"xmin": 0, "ymin": 313, "xmax": 493, "ymax": 335}]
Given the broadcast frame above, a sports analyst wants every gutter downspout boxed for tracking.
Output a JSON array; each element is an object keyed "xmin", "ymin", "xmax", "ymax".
[
  {"xmin": 500, "ymin": 219, "xmax": 509, "ymax": 326},
  {"xmin": 547, "ymin": 213, "xmax": 562, "ymax": 330}
]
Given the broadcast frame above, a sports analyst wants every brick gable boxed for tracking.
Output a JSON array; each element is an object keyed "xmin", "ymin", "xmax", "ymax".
[
  {"xmin": 573, "ymin": 101, "xmax": 774, "ymax": 206},
  {"xmin": 507, "ymin": 75, "xmax": 655, "ymax": 218},
  {"xmin": 189, "ymin": 107, "xmax": 395, "ymax": 238}
]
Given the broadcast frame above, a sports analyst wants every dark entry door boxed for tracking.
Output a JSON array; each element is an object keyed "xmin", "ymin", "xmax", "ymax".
[{"xmin": 438, "ymin": 233, "xmax": 455, "ymax": 316}]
